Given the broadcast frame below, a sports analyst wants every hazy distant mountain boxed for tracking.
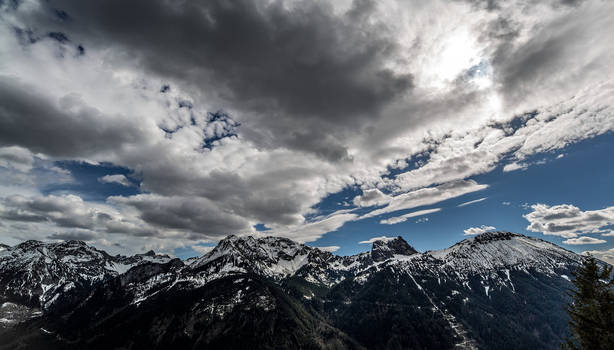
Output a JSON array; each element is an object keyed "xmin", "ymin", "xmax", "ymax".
[{"xmin": 0, "ymin": 232, "xmax": 584, "ymax": 349}]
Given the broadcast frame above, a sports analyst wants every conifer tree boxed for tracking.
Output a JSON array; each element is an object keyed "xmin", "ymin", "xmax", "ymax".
[{"xmin": 563, "ymin": 256, "xmax": 614, "ymax": 350}]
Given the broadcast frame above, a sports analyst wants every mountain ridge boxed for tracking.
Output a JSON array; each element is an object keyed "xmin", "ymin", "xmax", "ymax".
[{"xmin": 0, "ymin": 231, "xmax": 587, "ymax": 349}]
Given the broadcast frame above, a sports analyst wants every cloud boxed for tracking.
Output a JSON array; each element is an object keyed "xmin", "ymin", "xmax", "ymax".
[
  {"xmin": 457, "ymin": 197, "xmax": 487, "ymax": 207},
  {"xmin": 191, "ymin": 245, "xmax": 215, "ymax": 256},
  {"xmin": 0, "ymin": 0, "xmax": 613, "ymax": 253},
  {"xmin": 353, "ymin": 188, "xmax": 391, "ymax": 207},
  {"xmin": 109, "ymin": 194, "xmax": 253, "ymax": 239},
  {"xmin": 502, "ymin": 201, "xmax": 511, "ymax": 206},
  {"xmin": 0, "ymin": 194, "xmax": 112, "ymax": 230},
  {"xmin": 503, "ymin": 162, "xmax": 528, "ymax": 172},
  {"xmin": 314, "ymin": 245, "xmax": 340, "ymax": 253},
  {"xmin": 30, "ymin": 0, "xmax": 412, "ymax": 160},
  {"xmin": 364, "ymin": 180, "xmax": 488, "ymax": 218},
  {"xmin": 359, "ymin": 236, "xmax": 397, "ymax": 244},
  {"xmin": 583, "ymin": 248, "xmax": 614, "ymax": 264},
  {"xmin": 0, "ymin": 193, "xmax": 209, "ymax": 256},
  {"xmin": 99, "ymin": 174, "xmax": 134, "ymax": 187},
  {"xmin": 380, "ymin": 208, "xmax": 441, "ymax": 225},
  {"xmin": 0, "ymin": 77, "xmax": 152, "ymax": 158},
  {"xmin": 464, "ymin": 225, "xmax": 496, "ymax": 236},
  {"xmin": 490, "ymin": 1, "xmax": 614, "ymax": 111},
  {"xmin": 563, "ymin": 237, "xmax": 606, "ymax": 245},
  {"xmin": 270, "ymin": 211, "xmax": 357, "ymax": 243},
  {"xmin": 524, "ymin": 203, "xmax": 614, "ymax": 238},
  {"xmin": 0, "ymin": 146, "xmax": 34, "ymax": 172},
  {"xmin": 48, "ymin": 231, "xmax": 97, "ymax": 241}
]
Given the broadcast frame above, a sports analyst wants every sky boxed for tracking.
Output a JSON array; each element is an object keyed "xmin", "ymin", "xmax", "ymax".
[{"xmin": 0, "ymin": 0, "xmax": 613, "ymax": 262}]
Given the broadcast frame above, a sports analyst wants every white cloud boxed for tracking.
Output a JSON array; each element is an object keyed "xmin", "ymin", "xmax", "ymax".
[
  {"xmin": 0, "ymin": 146, "xmax": 34, "ymax": 172},
  {"xmin": 314, "ymin": 245, "xmax": 340, "ymax": 253},
  {"xmin": 0, "ymin": 193, "xmax": 195, "ymax": 256},
  {"xmin": 0, "ymin": 194, "xmax": 115, "ymax": 230},
  {"xmin": 563, "ymin": 237, "xmax": 606, "ymax": 245},
  {"xmin": 359, "ymin": 236, "xmax": 397, "ymax": 245},
  {"xmin": 99, "ymin": 174, "xmax": 134, "ymax": 187},
  {"xmin": 457, "ymin": 197, "xmax": 487, "ymax": 207},
  {"xmin": 380, "ymin": 208, "xmax": 441, "ymax": 225},
  {"xmin": 583, "ymin": 248, "xmax": 614, "ymax": 264},
  {"xmin": 503, "ymin": 162, "xmax": 528, "ymax": 172},
  {"xmin": 463, "ymin": 225, "xmax": 496, "ymax": 236},
  {"xmin": 502, "ymin": 201, "xmax": 511, "ymax": 206},
  {"xmin": 524, "ymin": 203, "xmax": 614, "ymax": 238},
  {"xmin": 364, "ymin": 180, "xmax": 488, "ymax": 218},
  {"xmin": 353, "ymin": 188, "xmax": 391, "ymax": 207},
  {"xmin": 269, "ymin": 211, "xmax": 357, "ymax": 243}
]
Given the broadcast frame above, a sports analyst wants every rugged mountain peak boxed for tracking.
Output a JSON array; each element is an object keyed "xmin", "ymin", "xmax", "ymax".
[
  {"xmin": 15, "ymin": 240, "xmax": 45, "ymax": 250},
  {"xmin": 371, "ymin": 236, "xmax": 418, "ymax": 262},
  {"xmin": 0, "ymin": 240, "xmax": 172, "ymax": 310},
  {"xmin": 191, "ymin": 235, "xmax": 314, "ymax": 279},
  {"xmin": 60, "ymin": 239, "xmax": 89, "ymax": 247},
  {"xmin": 429, "ymin": 231, "xmax": 581, "ymax": 274},
  {"xmin": 472, "ymin": 231, "xmax": 518, "ymax": 243},
  {"xmin": 205, "ymin": 235, "xmax": 309, "ymax": 259}
]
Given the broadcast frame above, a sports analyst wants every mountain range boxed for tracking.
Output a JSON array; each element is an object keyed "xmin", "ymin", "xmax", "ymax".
[{"xmin": 0, "ymin": 232, "xmax": 584, "ymax": 349}]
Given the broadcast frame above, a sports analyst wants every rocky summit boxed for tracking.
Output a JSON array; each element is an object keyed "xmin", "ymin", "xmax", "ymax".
[{"xmin": 0, "ymin": 232, "xmax": 585, "ymax": 349}]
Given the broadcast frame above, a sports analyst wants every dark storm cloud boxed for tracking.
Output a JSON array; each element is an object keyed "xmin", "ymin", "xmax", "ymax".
[
  {"xmin": 111, "ymin": 195, "xmax": 251, "ymax": 238},
  {"xmin": 493, "ymin": 32, "xmax": 571, "ymax": 104},
  {"xmin": 13, "ymin": 0, "xmax": 412, "ymax": 159},
  {"xmin": 0, "ymin": 209, "xmax": 48, "ymax": 223},
  {"xmin": 42, "ymin": 0, "xmax": 411, "ymax": 119},
  {"xmin": 0, "ymin": 77, "xmax": 148, "ymax": 158},
  {"xmin": 472, "ymin": 0, "xmax": 613, "ymax": 108},
  {"xmin": 135, "ymin": 167, "xmax": 314, "ymax": 226},
  {"xmin": 283, "ymin": 131, "xmax": 351, "ymax": 162}
]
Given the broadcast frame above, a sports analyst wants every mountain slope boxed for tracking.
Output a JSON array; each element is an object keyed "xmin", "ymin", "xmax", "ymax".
[
  {"xmin": 0, "ymin": 240, "xmax": 171, "ymax": 327},
  {"xmin": 0, "ymin": 232, "xmax": 586, "ymax": 349}
]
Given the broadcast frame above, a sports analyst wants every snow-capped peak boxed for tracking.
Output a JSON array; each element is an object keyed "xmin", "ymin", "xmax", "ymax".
[
  {"xmin": 428, "ymin": 231, "xmax": 581, "ymax": 274},
  {"xmin": 0, "ymin": 240, "xmax": 172, "ymax": 310},
  {"xmin": 190, "ymin": 235, "xmax": 314, "ymax": 279}
]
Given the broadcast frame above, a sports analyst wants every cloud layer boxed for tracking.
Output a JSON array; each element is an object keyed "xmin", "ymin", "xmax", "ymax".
[
  {"xmin": 524, "ymin": 204, "xmax": 614, "ymax": 239},
  {"xmin": 380, "ymin": 208, "xmax": 441, "ymax": 225},
  {"xmin": 0, "ymin": 0, "xmax": 613, "ymax": 254}
]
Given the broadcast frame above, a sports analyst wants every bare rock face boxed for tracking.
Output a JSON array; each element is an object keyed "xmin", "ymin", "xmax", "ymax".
[{"xmin": 371, "ymin": 236, "xmax": 418, "ymax": 262}]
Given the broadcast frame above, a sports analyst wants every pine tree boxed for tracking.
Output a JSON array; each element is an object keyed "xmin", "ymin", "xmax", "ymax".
[{"xmin": 563, "ymin": 255, "xmax": 614, "ymax": 350}]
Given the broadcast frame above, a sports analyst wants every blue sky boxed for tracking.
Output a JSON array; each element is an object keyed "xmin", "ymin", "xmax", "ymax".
[
  {"xmin": 1, "ymin": 0, "xmax": 613, "ymax": 263},
  {"xmin": 310, "ymin": 132, "xmax": 614, "ymax": 257}
]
